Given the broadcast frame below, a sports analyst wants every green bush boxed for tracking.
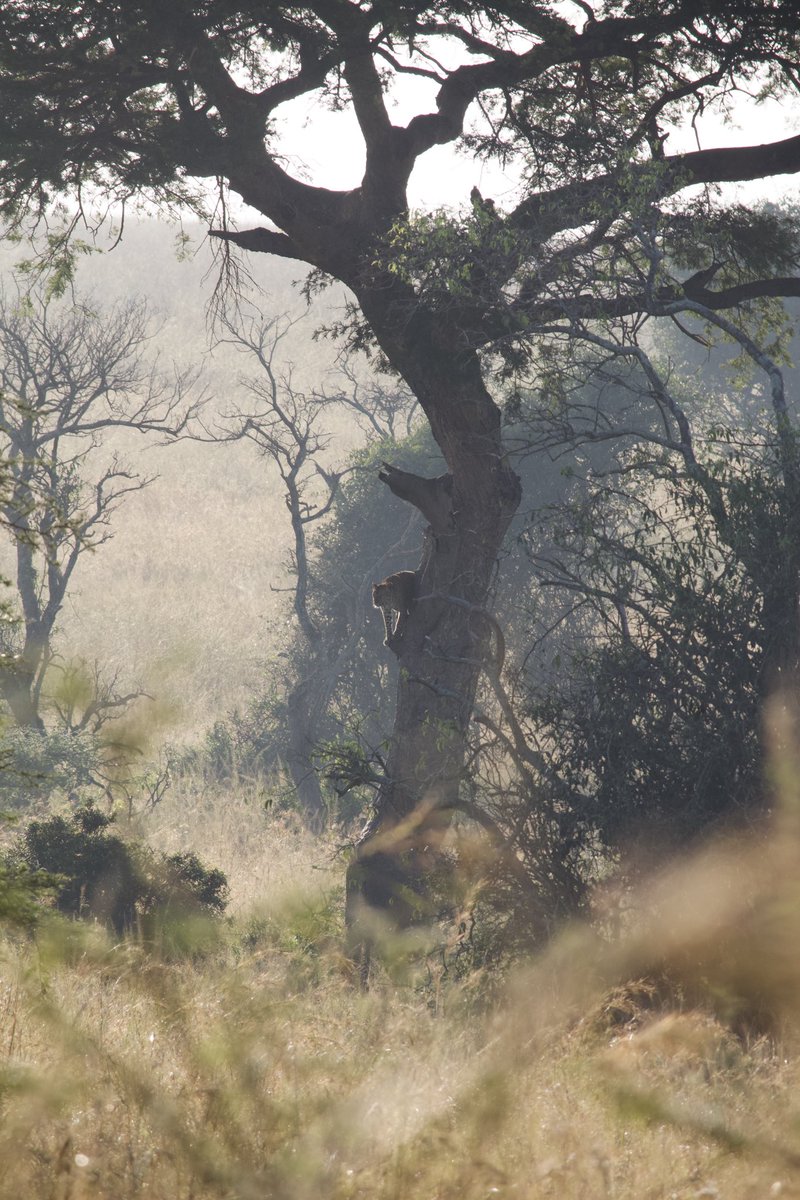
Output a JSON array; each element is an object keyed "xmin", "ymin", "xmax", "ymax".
[
  {"xmin": 0, "ymin": 726, "xmax": 99, "ymax": 808},
  {"xmin": 19, "ymin": 804, "xmax": 229, "ymax": 935}
]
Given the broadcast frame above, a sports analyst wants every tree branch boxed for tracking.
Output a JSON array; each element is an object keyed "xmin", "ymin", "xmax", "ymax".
[
  {"xmin": 682, "ymin": 275, "xmax": 800, "ymax": 307},
  {"xmin": 377, "ymin": 461, "xmax": 454, "ymax": 534},
  {"xmin": 511, "ymin": 133, "xmax": 800, "ymax": 243},
  {"xmin": 399, "ymin": 9, "xmax": 689, "ymax": 163},
  {"xmin": 495, "ymin": 272, "xmax": 800, "ymax": 337},
  {"xmin": 208, "ymin": 226, "xmax": 307, "ymax": 262}
]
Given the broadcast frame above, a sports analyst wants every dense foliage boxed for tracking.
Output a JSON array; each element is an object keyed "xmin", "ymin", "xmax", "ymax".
[
  {"xmin": 508, "ymin": 326, "xmax": 800, "ymax": 865},
  {"xmin": 525, "ymin": 457, "xmax": 766, "ymax": 853},
  {"xmin": 19, "ymin": 805, "xmax": 228, "ymax": 934}
]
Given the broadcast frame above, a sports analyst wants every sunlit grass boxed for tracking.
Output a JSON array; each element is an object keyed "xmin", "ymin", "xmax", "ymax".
[
  {"xmin": 2, "ymin": 698, "xmax": 800, "ymax": 1198},
  {"xmin": 140, "ymin": 773, "xmax": 336, "ymax": 914},
  {"xmin": 0, "ymin": 918, "xmax": 797, "ymax": 1200},
  {"xmin": 1, "ymin": 798, "xmax": 800, "ymax": 1197}
]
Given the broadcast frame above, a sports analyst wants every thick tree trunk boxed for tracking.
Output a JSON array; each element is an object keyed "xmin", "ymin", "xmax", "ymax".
[{"xmin": 344, "ymin": 347, "xmax": 521, "ymax": 974}]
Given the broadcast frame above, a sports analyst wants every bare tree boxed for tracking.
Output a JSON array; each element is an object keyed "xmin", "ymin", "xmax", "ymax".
[
  {"xmin": 209, "ymin": 309, "xmax": 418, "ymax": 827},
  {"xmin": 0, "ymin": 289, "xmax": 203, "ymax": 730},
  {"xmin": 214, "ymin": 312, "xmax": 350, "ymax": 643}
]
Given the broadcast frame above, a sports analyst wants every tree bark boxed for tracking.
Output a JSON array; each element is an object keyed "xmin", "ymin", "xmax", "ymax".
[
  {"xmin": 284, "ymin": 674, "xmax": 328, "ymax": 832},
  {"xmin": 0, "ymin": 528, "xmax": 49, "ymax": 731},
  {"xmin": 344, "ymin": 339, "xmax": 521, "ymax": 975}
]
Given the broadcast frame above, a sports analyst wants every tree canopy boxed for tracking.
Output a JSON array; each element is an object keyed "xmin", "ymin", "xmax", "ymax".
[{"xmin": 2, "ymin": 2, "xmax": 800, "ymax": 319}]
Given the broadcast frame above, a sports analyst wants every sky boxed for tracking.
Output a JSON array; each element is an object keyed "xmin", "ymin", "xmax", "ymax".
[{"xmin": 253, "ymin": 80, "xmax": 800, "ymax": 222}]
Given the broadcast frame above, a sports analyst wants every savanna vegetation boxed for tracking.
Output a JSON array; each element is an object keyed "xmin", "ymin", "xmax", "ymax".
[{"xmin": 0, "ymin": 1, "xmax": 799, "ymax": 1195}]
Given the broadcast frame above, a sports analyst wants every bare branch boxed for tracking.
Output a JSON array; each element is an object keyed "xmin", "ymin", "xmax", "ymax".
[{"xmin": 208, "ymin": 226, "xmax": 306, "ymax": 261}]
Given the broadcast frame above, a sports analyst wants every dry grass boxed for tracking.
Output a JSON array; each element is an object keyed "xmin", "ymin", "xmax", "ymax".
[
  {"xmin": 4, "ymin": 733, "xmax": 800, "ymax": 1200},
  {"xmin": 0, "ymin": 927, "xmax": 795, "ymax": 1200},
  {"xmin": 139, "ymin": 774, "xmax": 338, "ymax": 914}
]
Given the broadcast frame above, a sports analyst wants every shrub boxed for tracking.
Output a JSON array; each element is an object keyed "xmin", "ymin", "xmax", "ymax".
[
  {"xmin": 19, "ymin": 804, "xmax": 228, "ymax": 934},
  {"xmin": 154, "ymin": 851, "xmax": 229, "ymax": 916},
  {"xmin": 0, "ymin": 726, "xmax": 99, "ymax": 809}
]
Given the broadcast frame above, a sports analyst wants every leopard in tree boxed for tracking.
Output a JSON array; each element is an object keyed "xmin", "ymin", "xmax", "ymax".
[{"xmin": 372, "ymin": 570, "xmax": 417, "ymax": 646}]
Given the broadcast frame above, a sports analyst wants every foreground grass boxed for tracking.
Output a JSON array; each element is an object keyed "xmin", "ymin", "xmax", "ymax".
[
  {"xmin": 2, "ymin": 843, "xmax": 800, "ymax": 1200},
  {"xmin": 5, "ymin": 710, "xmax": 800, "ymax": 1200}
]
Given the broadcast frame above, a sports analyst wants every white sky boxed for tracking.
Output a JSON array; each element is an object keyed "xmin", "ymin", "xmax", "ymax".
[{"xmin": 250, "ymin": 85, "xmax": 800, "ymax": 223}]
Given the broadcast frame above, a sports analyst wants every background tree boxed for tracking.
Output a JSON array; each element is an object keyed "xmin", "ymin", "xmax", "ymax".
[
  {"xmin": 208, "ymin": 429, "xmax": 434, "ymax": 802},
  {"xmin": 203, "ymin": 309, "xmax": 421, "ymax": 826},
  {"xmin": 0, "ymin": 289, "xmax": 202, "ymax": 732},
  {"xmin": 4, "ymin": 1, "xmax": 800, "ymax": 948},
  {"xmin": 507, "ymin": 277, "xmax": 800, "ymax": 869}
]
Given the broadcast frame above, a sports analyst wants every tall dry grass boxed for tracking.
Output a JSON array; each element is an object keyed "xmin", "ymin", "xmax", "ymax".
[{"xmin": 2, "ymin": 699, "xmax": 800, "ymax": 1198}]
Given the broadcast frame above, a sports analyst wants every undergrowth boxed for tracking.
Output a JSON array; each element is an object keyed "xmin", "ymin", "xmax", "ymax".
[{"xmin": 2, "ymin": 705, "xmax": 800, "ymax": 1198}]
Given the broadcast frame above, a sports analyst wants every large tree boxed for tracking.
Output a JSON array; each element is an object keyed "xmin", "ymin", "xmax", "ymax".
[{"xmin": 3, "ymin": 0, "xmax": 800, "ymax": 950}]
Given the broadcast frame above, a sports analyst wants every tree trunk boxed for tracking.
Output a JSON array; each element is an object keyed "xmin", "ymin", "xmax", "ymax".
[
  {"xmin": 344, "ymin": 347, "xmax": 521, "ymax": 974},
  {"xmin": 0, "ymin": 516, "xmax": 50, "ymax": 732},
  {"xmin": 284, "ymin": 675, "xmax": 328, "ymax": 831},
  {"xmin": 0, "ymin": 655, "xmax": 45, "ymax": 730}
]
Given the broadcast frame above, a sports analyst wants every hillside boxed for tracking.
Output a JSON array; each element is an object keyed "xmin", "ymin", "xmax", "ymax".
[{"xmin": 0, "ymin": 220, "xmax": 366, "ymax": 734}]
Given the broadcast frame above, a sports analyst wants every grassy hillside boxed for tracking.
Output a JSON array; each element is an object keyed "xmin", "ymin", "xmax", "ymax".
[{"xmin": 0, "ymin": 220, "xmax": 364, "ymax": 734}]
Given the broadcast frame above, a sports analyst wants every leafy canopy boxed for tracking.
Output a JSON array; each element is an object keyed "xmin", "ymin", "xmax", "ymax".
[{"xmin": 1, "ymin": 0, "xmax": 799, "ymax": 340}]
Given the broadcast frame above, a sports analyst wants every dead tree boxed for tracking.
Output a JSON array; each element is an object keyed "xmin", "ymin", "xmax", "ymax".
[{"xmin": 210, "ymin": 309, "xmax": 418, "ymax": 828}]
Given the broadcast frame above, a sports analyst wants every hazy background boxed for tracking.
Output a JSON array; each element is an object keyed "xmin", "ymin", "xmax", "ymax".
[{"xmin": 0, "ymin": 219, "xmax": 367, "ymax": 737}]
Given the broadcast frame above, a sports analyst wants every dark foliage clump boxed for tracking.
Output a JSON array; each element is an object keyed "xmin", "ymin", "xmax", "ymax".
[
  {"xmin": 19, "ymin": 805, "xmax": 228, "ymax": 935},
  {"xmin": 157, "ymin": 851, "xmax": 229, "ymax": 916}
]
